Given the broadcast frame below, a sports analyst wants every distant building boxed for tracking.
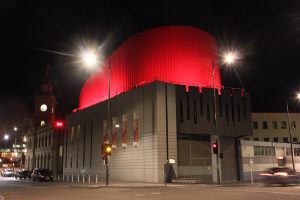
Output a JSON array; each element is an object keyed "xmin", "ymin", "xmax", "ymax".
[
  {"xmin": 250, "ymin": 113, "xmax": 300, "ymax": 143},
  {"xmin": 240, "ymin": 140, "xmax": 300, "ymax": 180},
  {"xmin": 25, "ymin": 76, "xmax": 64, "ymax": 176}
]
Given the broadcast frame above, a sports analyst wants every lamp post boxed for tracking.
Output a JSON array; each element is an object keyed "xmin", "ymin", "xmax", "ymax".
[
  {"xmin": 80, "ymin": 48, "xmax": 111, "ymax": 186},
  {"xmin": 212, "ymin": 51, "xmax": 239, "ymax": 184},
  {"xmin": 286, "ymin": 93, "xmax": 300, "ymax": 171},
  {"xmin": 13, "ymin": 126, "xmax": 18, "ymax": 147}
]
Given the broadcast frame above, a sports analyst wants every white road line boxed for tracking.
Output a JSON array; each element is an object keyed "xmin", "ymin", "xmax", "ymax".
[
  {"xmin": 151, "ymin": 192, "xmax": 161, "ymax": 195},
  {"xmin": 133, "ymin": 194, "xmax": 146, "ymax": 197}
]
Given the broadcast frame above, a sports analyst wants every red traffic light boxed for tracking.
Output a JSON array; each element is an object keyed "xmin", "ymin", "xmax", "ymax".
[
  {"xmin": 54, "ymin": 121, "xmax": 64, "ymax": 128},
  {"xmin": 212, "ymin": 143, "xmax": 218, "ymax": 154}
]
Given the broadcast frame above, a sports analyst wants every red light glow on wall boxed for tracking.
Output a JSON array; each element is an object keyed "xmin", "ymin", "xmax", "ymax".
[{"xmin": 79, "ymin": 26, "xmax": 222, "ymax": 110}]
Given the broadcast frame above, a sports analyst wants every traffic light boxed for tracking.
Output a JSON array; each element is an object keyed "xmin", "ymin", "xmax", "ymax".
[
  {"xmin": 102, "ymin": 144, "xmax": 112, "ymax": 160},
  {"xmin": 212, "ymin": 143, "xmax": 218, "ymax": 154},
  {"xmin": 54, "ymin": 120, "xmax": 64, "ymax": 128}
]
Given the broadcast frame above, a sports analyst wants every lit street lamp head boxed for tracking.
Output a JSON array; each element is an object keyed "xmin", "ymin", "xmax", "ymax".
[
  {"xmin": 80, "ymin": 49, "xmax": 99, "ymax": 68},
  {"xmin": 297, "ymin": 93, "xmax": 300, "ymax": 101},
  {"xmin": 4, "ymin": 134, "xmax": 9, "ymax": 140},
  {"xmin": 223, "ymin": 51, "xmax": 238, "ymax": 65}
]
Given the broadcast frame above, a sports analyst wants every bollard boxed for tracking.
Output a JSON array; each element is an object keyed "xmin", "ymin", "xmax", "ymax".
[
  {"xmin": 58, "ymin": 174, "xmax": 60, "ymax": 181},
  {"xmin": 88, "ymin": 174, "xmax": 90, "ymax": 183},
  {"xmin": 77, "ymin": 174, "xmax": 80, "ymax": 183},
  {"xmin": 63, "ymin": 174, "xmax": 65, "ymax": 181},
  {"xmin": 83, "ymin": 174, "xmax": 85, "ymax": 183},
  {"xmin": 67, "ymin": 174, "xmax": 69, "ymax": 182},
  {"xmin": 96, "ymin": 174, "xmax": 98, "ymax": 184},
  {"xmin": 71, "ymin": 174, "xmax": 74, "ymax": 182}
]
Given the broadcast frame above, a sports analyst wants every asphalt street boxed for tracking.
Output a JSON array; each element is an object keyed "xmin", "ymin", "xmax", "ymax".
[{"xmin": 0, "ymin": 176, "xmax": 300, "ymax": 200}]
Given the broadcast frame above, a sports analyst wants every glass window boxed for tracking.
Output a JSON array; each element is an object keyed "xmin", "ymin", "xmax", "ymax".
[
  {"xmin": 281, "ymin": 121, "xmax": 287, "ymax": 129},
  {"xmin": 292, "ymin": 121, "xmax": 296, "ymax": 130},
  {"xmin": 283, "ymin": 137, "xmax": 289, "ymax": 143},
  {"xmin": 292, "ymin": 137, "xmax": 298, "ymax": 143},
  {"xmin": 253, "ymin": 121, "xmax": 258, "ymax": 129},
  {"xmin": 264, "ymin": 138, "xmax": 269, "ymax": 142},
  {"xmin": 180, "ymin": 100, "xmax": 183, "ymax": 123},
  {"xmin": 294, "ymin": 148, "xmax": 300, "ymax": 157},
  {"xmin": 254, "ymin": 138, "xmax": 259, "ymax": 141},
  {"xmin": 272, "ymin": 121, "xmax": 278, "ymax": 129},
  {"xmin": 273, "ymin": 137, "xmax": 278, "ymax": 142},
  {"xmin": 262, "ymin": 121, "xmax": 268, "ymax": 129}
]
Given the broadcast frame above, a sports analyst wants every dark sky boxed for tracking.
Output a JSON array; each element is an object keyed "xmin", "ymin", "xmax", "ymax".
[{"xmin": 1, "ymin": 0, "xmax": 300, "ymax": 128}]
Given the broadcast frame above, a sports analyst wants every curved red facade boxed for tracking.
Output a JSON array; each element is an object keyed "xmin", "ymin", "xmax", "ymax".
[{"xmin": 79, "ymin": 26, "xmax": 221, "ymax": 110}]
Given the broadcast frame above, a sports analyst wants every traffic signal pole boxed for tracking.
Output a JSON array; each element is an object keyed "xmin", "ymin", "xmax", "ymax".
[
  {"xmin": 102, "ymin": 144, "xmax": 112, "ymax": 186},
  {"xmin": 105, "ymin": 158, "xmax": 109, "ymax": 186}
]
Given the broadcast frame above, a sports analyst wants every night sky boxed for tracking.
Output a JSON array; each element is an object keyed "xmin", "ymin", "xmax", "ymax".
[{"xmin": 1, "ymin": 0, "xmax": 300, "ymax": 130}]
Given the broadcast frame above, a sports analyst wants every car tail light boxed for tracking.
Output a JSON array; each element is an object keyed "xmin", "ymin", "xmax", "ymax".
[{"xmin": 274, "ymin": 172, "xmax": 288, "ymax": 176}]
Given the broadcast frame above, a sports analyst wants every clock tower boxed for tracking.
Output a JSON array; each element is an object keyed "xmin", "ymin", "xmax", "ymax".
[{"xmin": 34, "ymin": 70, "xmax": 57, "ymax": 127}]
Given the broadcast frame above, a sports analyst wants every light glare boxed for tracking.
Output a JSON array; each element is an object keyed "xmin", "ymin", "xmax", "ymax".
[
  {"xmin": 223, "ymin": 51, "xmax": 238, "ymax": 65},
  {"xmin": 81, "ymin": 50, "xmax": 98, "ymax": 68},
  {"xmin": 4, "ymin": 134, "xmax": 9, "ymax": 140}
]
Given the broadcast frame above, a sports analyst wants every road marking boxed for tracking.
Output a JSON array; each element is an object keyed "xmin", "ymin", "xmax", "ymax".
[
  {"xmin": 0, "ymin": 195, "xmax": 5, "ymax": 200},
  {"xmin": 133, "ymin": 194, "xmax": 146, "ymax": 197},
  {"xmin": 151, "ymin": 192, "xmax": 161, "ymax": 195}
]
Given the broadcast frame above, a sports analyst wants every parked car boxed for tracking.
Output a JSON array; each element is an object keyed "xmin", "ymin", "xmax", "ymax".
[
  {"xmin": 31, "ymin": 168, "xmax": 53, "ymax": 182},
  {"xmin": 15, "ymin": 169, "xmax": 32, "ymax": 179},
  {"xmin": 260, "ymin": 167, "xmax": 299, "ymax": 186},
  {"xmin": 1, "ymin": 168, "xmax": 14, "ymax": 177}
]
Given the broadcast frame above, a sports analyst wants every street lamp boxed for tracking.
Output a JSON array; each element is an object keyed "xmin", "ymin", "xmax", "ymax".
[
  {"xmin": 4, "ymin": 134, "xmax": 9, "ymax": 140},
  {"xmin": 13, "ymin": 126, "xmax": 18, "ymax": 146},
  {"xmin": 287, "ymin": 92, "xmax": 300, "ymax": 171},
  {"xmin": 212, "ymin": 50, "xmax": 239, "ymax": 185},
  {"xmin": 79, "ymin": 48, "xmax": 111, "ymax": 186}
]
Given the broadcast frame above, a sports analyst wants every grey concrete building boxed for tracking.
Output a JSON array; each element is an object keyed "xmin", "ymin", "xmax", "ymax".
[{"xmin": 64, "ymin": 81, "xmax": 252, "ymax": 183}]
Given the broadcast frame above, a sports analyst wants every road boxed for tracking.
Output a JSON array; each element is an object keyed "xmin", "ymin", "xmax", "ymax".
[{"xmin": 0, "ymin": 176, "xmax": 300, "ymax": 200}]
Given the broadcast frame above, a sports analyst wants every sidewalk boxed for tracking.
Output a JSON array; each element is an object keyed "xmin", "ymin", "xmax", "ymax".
[{"xmin": 56, "ymin": 180, "xmax": 261, "ymax": 188}]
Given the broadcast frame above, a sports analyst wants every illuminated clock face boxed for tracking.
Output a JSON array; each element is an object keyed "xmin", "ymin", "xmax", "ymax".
[{"xmin": 40, "ymin": 104, "xmax": 47, "ymax": 112}]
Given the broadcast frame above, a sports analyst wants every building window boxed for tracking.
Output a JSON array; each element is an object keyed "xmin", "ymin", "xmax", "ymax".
[
  {"xmin": 283, "ymin": 137, "xmax": 289, "ymax": 143},
  {"xmin": 292, "ymin": 121, "xmax": 296, "ymax": 130},
  {"xmin": 193, "ymin": 100, "xmax": 197, "ymax": 124},
  {"xmin": 179, "ymin": 100, "xmax": 183, "ymax": 123},
  {"xmin": 225, "ymin": 102, "xmax": 229, "ymax": 126},
  {"xmin": 272, "ymin": 121, "xmax": 278, "ymax": 129},
  {"xmin": 186, "ymin": 93, "xmax": 190, "ymax": 120},
  {"xmin": 254, "ymin": 138, "xmax": 259, "ymax": 141},
  {"xmin": 254, "ymin": 146, "xmax": 275, "ymax": 156},
  {"xmin": 219, "ymin": 95, "xmax": 223, "ymax": 117},
  {"xmin": 273, "ymin": 137, "xmax": 278, "ymax": 142},
  {"xmin": 237, "ymin": 103, "xmax": 241, "ymax": 122},
  {"xmin": 294, "ymin": 148, "xmax": 300, "ymax": 157},
  {"xmin": 206, "ymin": 104, "xmax": 210, "ymax": 121},
  {"xmin": 281, "ymin": 121, "xmax": 287, "ymax": 129},
  {"xmin": 262, "ymin": 121, "xmax": 268, "ymax": 129},
  {"xmin": 200, "ymin": 94, "xmax": 203, "ymax": 116},
  {"xmin": 231, "ymin": 97, "xmax": 235, "ymax": 125},
  {"xmin": 264, "ymin": 137, "xmax": 269, "ymax": 142},
  {"xmin": 286, "ymin": 148, "xmax": 291, "ymax": 156},
  {"xmin": 253, "ymin": 121, "xmax": 258, "ymax": 129},
  {"xmin": 242, "ymin": 97, "xmax": 247, "ymax": 120},
  {"xmin": 292, "ymin": 137, "xmax": 298, "ymax": 143}
]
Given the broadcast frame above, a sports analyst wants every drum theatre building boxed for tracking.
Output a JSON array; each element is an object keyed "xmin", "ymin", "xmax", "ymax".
[{"xmin": 63, "ymin": 26, "xmax": 252, "ymax": 183}]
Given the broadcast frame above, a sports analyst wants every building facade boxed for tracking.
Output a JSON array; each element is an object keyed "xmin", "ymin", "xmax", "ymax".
[
  {"xmin": 64, "ymin": 81, "xmax": 252, "ymax": 183},
  {"xmin": 25, "ymin": 76, "xmax": 64, "ymax": 176},
  {"xmin": 250, "ymin": 113, "xmax": 300, "ymax": 143}
]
